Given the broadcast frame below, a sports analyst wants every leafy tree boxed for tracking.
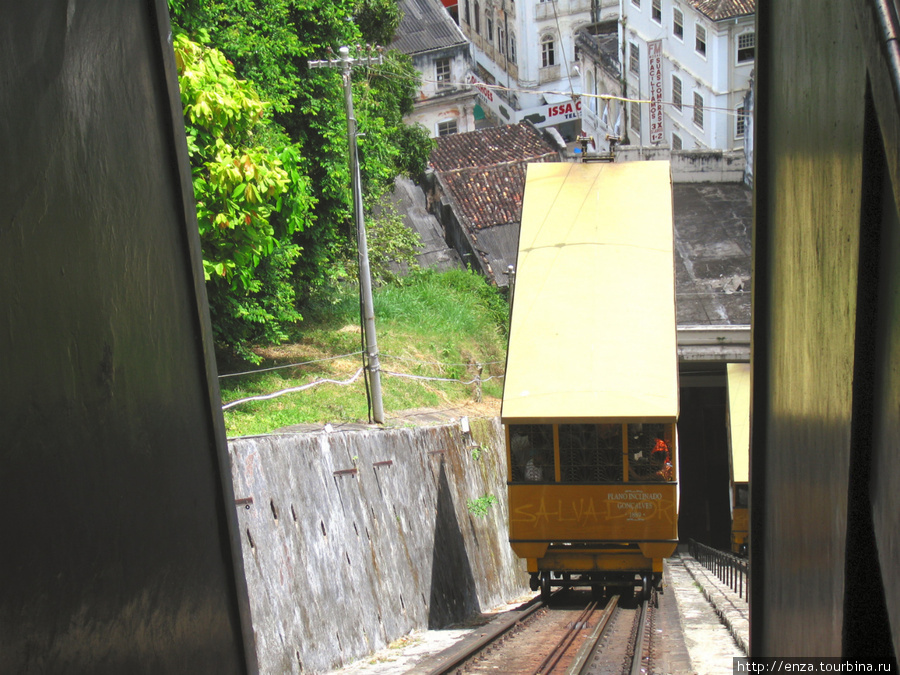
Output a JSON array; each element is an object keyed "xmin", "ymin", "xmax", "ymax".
[
  {"xmin": 170, "ymin": 0, "xmax": 433, "ymax": 262},
  {"xmin": 169, "ymin": 0, "xmax": 436, "ymax": 360},
  {"xmin": 355, "ymin": 0, "xmax": 403, "ymax": 47},
  {"xmin": 173, "ymin": 33, "xmax": 314, "ymax": 360}
]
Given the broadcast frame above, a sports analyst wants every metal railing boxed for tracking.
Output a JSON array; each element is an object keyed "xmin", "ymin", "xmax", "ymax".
[{"xmin": 688, "ymin": 539, "xmax": 749, "ymax": 601}]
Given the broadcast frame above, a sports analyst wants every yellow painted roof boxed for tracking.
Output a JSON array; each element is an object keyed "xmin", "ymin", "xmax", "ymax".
[
  {"xmin": 726, "ymin": 363, "xmax": 751, "ymax": 483},
  {"xmin": 501, "ymin": 162, "xmax": 678, "ymax": 424}
]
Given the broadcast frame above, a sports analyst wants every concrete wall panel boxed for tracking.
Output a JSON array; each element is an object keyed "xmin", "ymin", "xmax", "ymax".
[{"xmin": 229, "ymin": 418, "xmax": 529, "ymax": 673}]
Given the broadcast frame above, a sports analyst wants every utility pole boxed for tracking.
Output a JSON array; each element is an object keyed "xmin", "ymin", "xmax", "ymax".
[{"xmin": 309, "ymin": 46, "xmax": 385, "ymax": 424}]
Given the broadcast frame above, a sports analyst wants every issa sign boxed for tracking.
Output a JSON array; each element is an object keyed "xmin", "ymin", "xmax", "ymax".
[
  {"xmin": 467, "ymin": 73, "xmax": 582, "ymax": 128},
  {"xmin": 523, "ymin": 98, "xmax": 582, "ymax": 128}
]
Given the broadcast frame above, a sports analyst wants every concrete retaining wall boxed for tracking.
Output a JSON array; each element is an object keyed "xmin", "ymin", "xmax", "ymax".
[
  {"xmin": 614, "ymin": 147, "xmax": 747, "ymax": 183},
  {"xmin": 228, "ymin": 417, "xmax": 528, "ymax": 674}
]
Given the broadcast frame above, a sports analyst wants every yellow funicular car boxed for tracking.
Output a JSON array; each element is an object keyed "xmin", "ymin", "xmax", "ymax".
[
  {"xmin": 502, "ymin": 161, "xmax": 679, "ymax": 601},
  {"xmin": 726, "ymin": 362, "xmax": 750, "ymax": 556}
]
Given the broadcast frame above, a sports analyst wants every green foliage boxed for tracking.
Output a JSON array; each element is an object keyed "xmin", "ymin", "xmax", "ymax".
[
  {"xmin": 466, "ymin": 494, "xmax": 498, "ymax": 518},
  {"xmin": 354, "ymin": 0, "xmax": 403, "ymax": 46},
  {"xmin": 346, "ymin": 188, "xmax": 423, "ymax": 285},
  {"xmin": 375, "ymin": 268, "xmax": 510, "ymax": 343},
  {"xmin": 172, "ymin": 0, "xmax": 434, "ymax": 253},
  {"xmin": 220, "ymin": 270, "xmax": 509, "ymax": 435},
  {"xmin": 206, "ymin": 238, "xmax": 303, "ymax": 363},
  {"xmin": 169, "ymin": 0, "xmax": 436, "ymax": 363},
  {"xmin": 173, "ymin": 34, "xmax": 315, "ymax": 360},
  {"xmin": 174, "ymin": 35, "xmax": 314, "ymax": 290}
]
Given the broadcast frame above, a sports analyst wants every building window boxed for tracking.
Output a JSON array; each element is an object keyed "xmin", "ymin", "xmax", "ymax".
[
  {"xmin": 435, "ymin": 58, "xmax": 451, "ymax": 89},
  {"xmin": 509, "ymin": 30, "xmax": 517, "ymax": 63},
  {"xmin": 498, "ymin": 24, "xmax": 505, "ymax": 56},
  {"xmin": 673, "ymin": 8, "xmax": 683, "ymax": 39},
  {"xmin": 630, "ymin": 100, "xmax": 641, "ymax": 134},
  {"xmin": 542, "ymin": 34, "xmax": 556, "ymax": 67},
  {"xmin": 737, "ymin": 32, "xmax": 755, "ymax": 62},
  {"xmin": 587, "ymin": 70, "xmax": 598, "ymax": 113},
  {"xmin": 736, "ymin": 105, "xmax": 746, "ymax": 138},
  {"xmin": 474, "ymin": 1, "xmax": 480, "ymax": 34},
  {"xmin": 672, "ymin": 75, "xmax": 682, "ymax": 112},
  {"xmin": 629, "ymin": 42, "xmax": 640, "ymax": 74},
  {"xmin": 486, "ymin": 13, "xmax": 494, "ymax": 44},
  {"xmin": 695, "ymin": 24, "xmax": 707, "ymax": 56},
  {"xmin": 693, "ymin": 91, "xmax": 704, "ymax": 128},
  {"xmin": 438, "ymin": 119, "xmax": 458, "ymax": 136},
  {"xmin": 652, "ymin": 0, "xmax": 661, "ymax": 23},
  {"xmin": 463, "ymin": 0, "xmax": 470, "ymax": 25},
  {"xmin": 672, "ymin": 132, "xmax": 682, "ymax": 150}
]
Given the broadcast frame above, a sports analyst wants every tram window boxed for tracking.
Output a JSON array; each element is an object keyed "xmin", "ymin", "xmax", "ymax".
[
  {"xmin": 735, "ymin": 483, "xmax": 749, "ymax": 508},
  {"xmin": 627, "ymin": 423, "xmax": 674, "ymax": 481},
  {"xmin": 509, "ymin": 424, "xmax": 555, "ymax": 482},
  {"xmin": 559, "ymin": 424, "xmax": 623, "ymax": 482}
]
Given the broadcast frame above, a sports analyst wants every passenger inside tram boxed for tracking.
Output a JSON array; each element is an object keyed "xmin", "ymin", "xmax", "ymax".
[{"xmin": 509, "ymin": 422, "xmax": 673, "ymax": 483}]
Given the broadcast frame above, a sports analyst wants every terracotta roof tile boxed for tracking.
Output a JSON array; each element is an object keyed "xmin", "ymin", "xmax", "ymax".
[
  {"xmin": 688, "ymin": 0, "xmax": 755, "ymax": 21},
  {"xmin": 431, "ymin": 123, "xmax": 560, "ymax": 231},
  {"xmin": 431, "ymin": 122, "xmax": 558, "ymax": 171}
]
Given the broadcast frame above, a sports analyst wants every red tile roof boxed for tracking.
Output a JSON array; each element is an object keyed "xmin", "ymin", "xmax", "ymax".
[
  {"xmin": 432, "ymin": 123, "xmax": 559, "ymax": 230},
  {"xmin": 431, "ymin": 122, "xmax": 558, "ymax": 172},
  {"xmin": 688, "ymin": 0, "xmax": 755, "ymax": 20}
]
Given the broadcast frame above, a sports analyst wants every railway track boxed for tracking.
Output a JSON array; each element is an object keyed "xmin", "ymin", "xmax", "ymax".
[{"xmin": 414, "ymin": 589, "xmax": 656, "ymax": 675}]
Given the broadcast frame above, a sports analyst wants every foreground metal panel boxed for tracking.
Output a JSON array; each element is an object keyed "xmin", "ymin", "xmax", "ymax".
[
  {"xmin": 0, "ymin": 2, "xmax": 254, "ymax": 672},
  {"xmin": 752, "ymin": 0, "xmax": 900, "ymax": 661}
]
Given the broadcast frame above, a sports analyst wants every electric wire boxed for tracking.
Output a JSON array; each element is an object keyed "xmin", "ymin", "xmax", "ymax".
[
  {"xmin": 310, "ymin": 46, "xmax": 748, "ymax": 118},
  {"xmin": 359, "ymin": 64, "xmax": 748, "ymax": 118}
]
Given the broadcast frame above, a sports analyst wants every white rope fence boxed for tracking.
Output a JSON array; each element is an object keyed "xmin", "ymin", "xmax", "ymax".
[
  {"xmin": 220, "ymin": 363, "xmax": 505, "ymax": 410},
  {"xmin": 222, "ymin": 367, "xmax": 365, "ymax": 410}
]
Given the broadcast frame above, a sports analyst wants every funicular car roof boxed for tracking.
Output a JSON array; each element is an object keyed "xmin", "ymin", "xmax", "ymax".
[
  {"xmin": 726, "ymin": 362, "xmax": 751, "ymax": 483},
  {"xmin": 501, "ymin": 161, "xmax": 679, "ymax": 425}
]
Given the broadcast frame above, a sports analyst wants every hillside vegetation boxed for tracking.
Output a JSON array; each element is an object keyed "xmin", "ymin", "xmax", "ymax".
[{"xmin": 219, "ymin": 269, "xmax": 509, "ymax": 437}]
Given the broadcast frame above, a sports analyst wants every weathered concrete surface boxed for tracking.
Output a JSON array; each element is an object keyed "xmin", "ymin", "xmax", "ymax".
[
  {"xmin": 615, "ymin": 147, "xmax": 746, "ymax": 183},
  {"xmin": 229, "ymin": 417, "xmax": 529, "ymax": 674}
]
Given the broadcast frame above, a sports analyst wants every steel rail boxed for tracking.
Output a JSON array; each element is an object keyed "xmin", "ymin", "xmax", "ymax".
[
  {"xmin": 533, "ymin": 599, "xmax": 599, "ymax": 675},
  {"xmin": 420, "ymin": 596, "xmax": 547, "ymax": 675},
  {"xmin": 565, "ymin": 594, "xmax": 621, "ymax": 674},
  {"xmin": 629, "ymin": 598, "xmax": 650, "ymax": 675}
]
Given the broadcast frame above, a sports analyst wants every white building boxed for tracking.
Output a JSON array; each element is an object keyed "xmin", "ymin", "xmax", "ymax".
[
  {"xmin": 458, "ymin": 0, "xmax": 620, "ymax": 140},
  {"xmin": 619, "ymin": 0, "xmax": 755, "ymax": 150},
  {"xmin": 392, "ymin": 0, "xmax": 478, "ymax": 137},
  {"xmin": 575, "ymin": 21, "xmax": 624, "ymax": 153}
]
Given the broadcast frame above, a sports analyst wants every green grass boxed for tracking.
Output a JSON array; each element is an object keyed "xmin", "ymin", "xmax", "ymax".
[{"xmin": 219, "ymin": 269, "xmax": 508, "ymax": 437}]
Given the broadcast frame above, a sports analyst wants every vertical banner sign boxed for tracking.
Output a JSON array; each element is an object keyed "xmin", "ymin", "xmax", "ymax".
[{"xmin": 648, "ymin": 40, "xmax": 664, "ymax": 143}]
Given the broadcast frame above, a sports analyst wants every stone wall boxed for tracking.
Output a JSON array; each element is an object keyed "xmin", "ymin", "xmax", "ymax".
[{"xmin": 228, "ymin": 417, "xmax": 528, "ymax": 674}]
